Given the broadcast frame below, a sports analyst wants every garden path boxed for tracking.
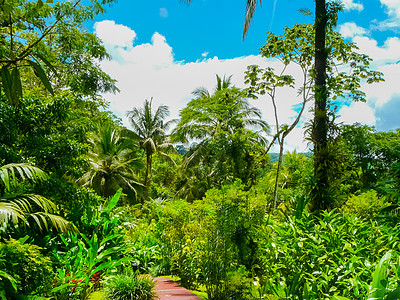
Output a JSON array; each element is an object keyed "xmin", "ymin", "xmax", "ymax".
[{"xmin": 154, "ymin": 277, "xmax": 201, "ymax": 300}]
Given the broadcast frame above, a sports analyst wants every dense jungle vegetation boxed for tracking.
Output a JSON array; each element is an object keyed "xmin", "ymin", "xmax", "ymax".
[{"xmin": 1, "ymin": 0, "xmax": 400, "ymax": 299}]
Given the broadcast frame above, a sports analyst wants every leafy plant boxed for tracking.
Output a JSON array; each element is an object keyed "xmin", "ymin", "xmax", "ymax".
[
  {"xmin": 256, "ymin": 210, "xmax": 399, "ymax": 299},
  {"xmin": 0, "ymin": 237, "xmax": 54, "ymax": 298},
  {"xmin": 0, "ymin": 163, "xmax": 72, "ymax": 235},
  {"xmin": 51, "ymin": 189, "xmax": 131, "ymax": 299},
  {"xmin": 105, "ymin": 270, "xmax": 156, "ymax": 300},
  {"xmin": 342, "ymin": 190, "xmax": 390, "ymax": 219}
]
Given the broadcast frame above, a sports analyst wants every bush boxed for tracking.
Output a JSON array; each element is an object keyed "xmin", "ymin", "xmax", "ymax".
[
  {"xmin": 257, "ymin": 210, "xmax": 399, "ymax": 299},
  {"xmin": 0, "ymin": 238, "xmax": 54, "ymax": 297},
  {"xmin": 342, "ymin": 190, "xmax": 390, "ymax": 219},
  {"xmin": 104, "ymin": 271, "xmax": 156, "ymax": 300}
]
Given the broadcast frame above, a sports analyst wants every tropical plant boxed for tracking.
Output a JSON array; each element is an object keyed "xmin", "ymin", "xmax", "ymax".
[
  {"xmin": 126, "ymin": 99, "xmax": 176, "ymax": 194},
  {"xmin": 0, "ymin": 0, "xmax": 118, "ymax": 105},
  {"xmin": 256, "ymin": 210, "xmax": 399, "ymax": 299},
  {"xmin": 105, "ymin": 270, "xmax": 156, "ymax": 300},
  {"xmin": 173, "ymin": 80, "xmax": 269, "ymax": 198},
  {"xmin": 0, "ymin": 237, "xmax": 54, "ymax": 298},
  {"xmin": 51, "ymin": 189, "xmax": 131, "ymax": 299},
  {"xmin": 78, "ymin": 122, "xmax": 144, "ymax": 201},
  {"xmin": 0, "ymin": 162, "xmax": 71, "ymax": 234}
]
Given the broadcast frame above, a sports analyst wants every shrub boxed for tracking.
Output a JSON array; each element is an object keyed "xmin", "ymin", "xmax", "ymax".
[
  {"xmin": 104, "ymin": 271, "xmax": 156, "ymax": 300},
  {"xmin": 0, "ymin": 238, "xmax": 54, "ymax": 297},
  {"xmin": 257, "ymin": 210, "xmax": 399, "ymax": 299},
  {"xmin": 342, "ymin": 190, "xmax": 390, "ymax": 219}
]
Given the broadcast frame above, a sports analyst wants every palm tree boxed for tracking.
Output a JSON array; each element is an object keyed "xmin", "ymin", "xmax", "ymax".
[
  {"xmin": 174, "ymin": 75, "xmax": 269, "ymax": 145},
  {"xmin": 126, "ymin": 99, "xmax": 176, "ymax": 192},
  {"xmin": 173, "ymin": 79, "xmax": 270, "ymax": 196},
  {"xmin": 78, "ymin": 122, "xmax": 144, "ymax": 201},
  {"xmin": 0, "ymin": 163, "xmax": 71, "ymax": 233},
  {"xmin": 192, "ymin": 74, "xmax": 233, "ymax": 98}
]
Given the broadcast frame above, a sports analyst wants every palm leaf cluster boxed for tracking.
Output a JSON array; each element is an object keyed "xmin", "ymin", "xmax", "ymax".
[
  {"xmin": 0, "ymin": 163, "xmax": 71, "ymax": 232},
  {"xmin": 127, "ymin": 98, "xmax": 176, "ymax": 189},
  {"xmin": 173, "ymin": 75, "xmax": 270, "ymax": 199},
  {"xmin": 78, "ymin": 122, "xmax": 144, "ymax": 200}
]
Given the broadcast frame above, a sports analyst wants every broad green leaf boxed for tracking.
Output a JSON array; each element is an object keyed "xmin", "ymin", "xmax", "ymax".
[
  {"xmin": 368, "ymin": 250, "xmax": 391, "ymax": 300},
  {"xmin": 51, "ymin": 283, "xmax": 72, "ymax": 293},
  {"xmin": 37, "ymin": 0, "xmax": 43, "ymax": 9},
  {"xmin": 34, "ymin": 52, "xmax": 58, "ymax": 77},
  {"xmin": 105, "ymin": 188, "xmax": 122, "ymax": 214},
  {"xmin": 0, "ymin": 270, "xmax": 17, "ymax": 291},
  {"xmin": 11, "ymin": 68, "xmax": 22, "ymax": 105},
  {"xmin": 27, "ymin": 60, "xmax": 54, "ymax": 95},
  {"xmin": 385, "ymin": 285, "xmax": 400, "ymax": 300},
  {"xmin": 1, "ymin": 66, "xmax": 12, "ymax": 104}
]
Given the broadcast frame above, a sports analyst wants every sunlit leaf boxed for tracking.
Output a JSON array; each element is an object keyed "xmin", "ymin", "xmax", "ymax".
[{"xmin": 27, "ymin": 60, "xmax": 54, "ymax": 95}]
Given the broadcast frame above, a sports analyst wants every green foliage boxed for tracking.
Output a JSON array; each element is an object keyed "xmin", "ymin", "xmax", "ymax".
[
  {"xmin": 151, "ymin": 182, "xmax": 266, "ymax": 297},
  {"xmin": 78, "ymin": 122, "xmax": 144, "ymax": 201},
  {"xmin": 173, "ymin": 83, "xmax": 269, "ymax": 200},
  {"xmin": 0, "ymin": 94, "xmax": 97, "ymax": 177},
  {"xmin": 0, "ymin": 0, "xmax": 118, "ymax": 105},
  {"xmin": 104, "ymin": 270, "xmax": 156, "ymax": 300},
  {"xmin": 255, "ymin": 152, "xmax": 313, "ymax": 210},
  {"xmin": 0, "ymin": 237, "xmax": 54, "ymax": 297},
  {"xmin": 51, "ymin": 189, "xmax": 131, "ymax": 299},
  {"xmin": 0, "ymin": 162, "xmax": 72, "ymax": 236},
  {"xmin": 256, "ymin": 210, "xmax": 399, "ymax": 299},
  {"xmin": 342, "ymin": 190, "xmax": 390, "ymax": 219}
]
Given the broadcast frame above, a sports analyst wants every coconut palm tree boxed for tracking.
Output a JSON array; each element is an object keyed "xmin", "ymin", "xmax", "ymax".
[
  {"xmin": 126, "ymin": 99, "xmax": 176, "ymax": 192},
  {"xmin": 192, "ymin": 74, "xmax": 233, "ymax": 98},
  {"xmin": 173, "ymin": 80, "xmax": 270, "ymax": 198},
  {"xmin": 174, "ymin": 76, "xmax": 269, "ymax": 146},
  {"xmin": 78, "ymin": 122, "xmax": 144, "ymax": 201},
  {"xmin": 0, "ymin": 163, "xmax": 71, "ymax": 233}
]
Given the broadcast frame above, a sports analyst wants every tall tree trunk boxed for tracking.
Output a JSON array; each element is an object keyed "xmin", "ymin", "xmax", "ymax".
[
  {"xmin": 144, "ymin": 151, "xmax": 152, "ymax": 202},
  {"xmin": 273, "ymin": 136, "xmax": 285, "ymax": 210},
  {"xmin": 311, "ymin": 0, "xmax": 329, "ymax": 211}
]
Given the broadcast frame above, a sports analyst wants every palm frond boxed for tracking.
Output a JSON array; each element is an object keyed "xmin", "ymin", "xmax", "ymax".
[
  {"xmin": 28, "ymin": 212, "xmax": 76, "ymax": 233},
  {"xmin": 0, "ymin": 163, "xmax": 47, "ymax": 192},
  {"xmin": 0, "ymin": 201, "xmax": 23, "ymax": 226},
  {"xmin": 9, "ymin": 194, "xmax": 57, "ymax": 213},
  {"xmin": 158, "ymin": 152, "xmax": 177, "ymax": 167},
  {"xmin": 243, "ymin": 0, "xmax": 262, "ymax": 39}
]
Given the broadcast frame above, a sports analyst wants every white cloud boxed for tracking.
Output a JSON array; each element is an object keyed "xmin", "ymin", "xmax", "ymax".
[
  {"xmin": 94, "ymin": 20, "xmax": 136, "ymax": 48},
  {"xmin": 353, "ymin": 35, "xmax": 400, "ymax": 65},
  {"xmin": 342, "ymin": 0, "xmax": 364, "ymax": 12},
  {"xmin": 339, "ymin": 22, "xmax": 367, "ymax": 38},
  {"xmin": 95, "ymin": 20, "xmax": 400, "ymax": 152},
  {"xmin": 202, "ymin": 51, "xmax": 209, "ymax": 57},
  {"xmin": 381, "ymin": 0, "xmax": 400, "ymax": 18},
  {"xmin": 337, "ymin": 102, "xmax": 376, "ymax": 126},
  {"xmin": 160, "ymin": 8, "xmax": 168, "ymax": 18},
  {"xmin": 345, "ymin": 34, "xmax": 400, "ymax": 128},
  {"xmin": 374, "ymin": 0, "xmax": 400, "ymax": 30}
]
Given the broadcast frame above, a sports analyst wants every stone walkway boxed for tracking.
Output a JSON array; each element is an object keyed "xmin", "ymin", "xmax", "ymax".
[{"xmin": 154, "ymin": 277, "xmax": 201, "ymax": 300}]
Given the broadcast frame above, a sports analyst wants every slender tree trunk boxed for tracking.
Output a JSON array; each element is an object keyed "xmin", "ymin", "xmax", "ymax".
[
  {"xmin": 273, "ymin": 136, "xmax": 285, "ymax": 210},
  {"xmin": 144, "ymin": 151, "xmax": 152, "ymax": 202},
  {"xmin": 311, "ymin": 0, "xmax": 329, "ymax": 211}
]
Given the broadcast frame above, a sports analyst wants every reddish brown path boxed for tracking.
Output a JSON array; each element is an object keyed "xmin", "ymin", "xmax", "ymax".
[{"xmin": 154, "ymin": 277, "xmax": 201, "ymax": 300}]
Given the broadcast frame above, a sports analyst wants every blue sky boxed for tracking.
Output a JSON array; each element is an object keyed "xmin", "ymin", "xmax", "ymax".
[{"xmin": 88, "ymin": 0, "xmax": 400, "ymax": 151}]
